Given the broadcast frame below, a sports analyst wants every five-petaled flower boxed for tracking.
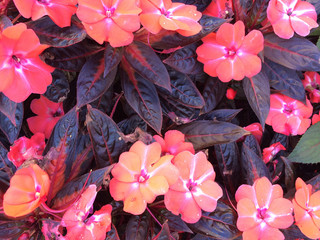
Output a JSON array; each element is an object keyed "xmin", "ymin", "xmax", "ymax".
[
  {"xmin": 267, "ymin": 0, "xmax": 318, "ymax": 39},
  {"xmin": 292, "ymin": 178, "xmax": 320, "ymax": 239},
  {"xmin": 262, "ymin": 142, "xmax": 286, "ymax": 164},
  {"xmin": 153, "ymin": 130, "xmax": 195, "ymax": 156},
  {"xmin": 302, "ymin": 71, "xmax": 320, "ymax": 103},
  {"xmin": 109, "ymin": 141, "xmax": 179, "ymax": 215},
  {"xmin": 266, "ymin": 93, "xmax": 313, "ymax": 136},
  {"xmin": 164, "ymin": 151, "xmax": 223, "ymax": 223},
  {"xmin": 13, "ymin": 0, "xmax": 77, "ymax": 28},
  {"xmin": 0, "ymin": 23, "xmax": 54, "ymax": 103},
  {"xmin": 3, "ymin": 164, "xmax": 50, "ymax": 217},
  {"xmin": 61, "ymin": 185, "xmax": 112, "ymax": 240},
  {"xmin": 196, "ymin": 21, "xmax": 264, "ymax": 82},
  {"xmin": 139, "ymin": 0, "xmax": 202, "ymax": 36},
  {"xmin": 203, "ymin": 0, "xmax": 233, "ymax": 18},
  {"xmin": 8, "ymin": 133, "xmax": 45, "ymax": 168},
  {"xmin": 236, "ymin": 177, "xmax": 294, "ymax": 240},
  {"xmin": 77, "ymin": 0, "xmax": 142, "ymax": 47},
  {"xmin": 27, "ymin": 95, "xmax": 64, "ymax": 139}
]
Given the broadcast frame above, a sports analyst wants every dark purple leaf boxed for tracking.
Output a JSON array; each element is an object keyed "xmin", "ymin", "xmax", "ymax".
[
  {"xmin": 172, "ymin": 0, "xmax": 211, "ymax": 11},
  {"xmin": 199, "ymin": 109, "xmax": 242, "ymax": 122},
  {"xmin": 125, "ymin": 215, "xmax": 150, "ymax": 240},
  {"xmin": 41, "ymin": 219, "xmax": 63, "ymax": 240},
  {"xmin": 270, "ymin": 133, "xmax": 289, "ymax": 149},
  {"xmin": 247, "ymin": 0, "xmax": 269, "ymax": 27},
  {"xmin": 86, "ymin": 106, "xmax": 127, "ymax": 167},
  {"xmin": 91, "ymin": 87, "xmax": 114, "ymax": 114},
  {"xmin": 233, "ymin": 0, "xmax": 252, "ymax": 22},
  {"xmin": 118, "ymin": 115, "xmax": 147, "ymax": 135},
  {"xmin": 121, "ymin": 62, "xmax": 162, "ymax": 134},
  {"xmin": 202, "ymin": 76, "xmax": 228, "ymax": 113},
  {"xmin": 264, "ymin": 34, "xmax": 320, "ymax": 71},
  {"xmin": 243, "ymin": 71, "xmax": 270, "ymax": 129},
  {"xmin": 177, "ymin": 120, "xmax": 249, "ymax": 150},
  {"xmin": 0, "ymin": 93, "xmax": 17, "ymax": 126},
  {"xmin": 0, "ymin": 220, "xmax": 26, "ymax": 239},
  {"xmin": 106, "ymin": 224, "xmax": 121, "ymax": 240},
  {"xmin": 163, "ymin": 43, "xmax": 203, "ymax": 74},
  {"xmin": 0, "ymin": 102, "xmax": 23, "ymax": 144},
  {"xmin": 44, "ymin": 69, "xmax": 70, "ymax": 103},
  {"xmin": 27, "ymin": 16, "xmax": 86, "ymax": 47},
  {"xmin": 104, "ymin": 43, "xmax": 124, "ymax": 77},
  {"xmin": 159, "ymin": 208, "xmax": 193, "ymax": 234},
  {"xmin": 77, "ymin": 51, "xmax": 116, "ymax": 108},
  {"xmin": 0, "ymin": 142, "xmax": 15, "ymax": 179},
  {"xmin": 153, "ymin": 221, "xmax": 171, "ymax": 240},
  {"xmin": 263, "ymin": 59, "xmax": 305, "ymax": 102},
  {"xmin": 214, "ymin": 142, "xmax": 241, "ymax": 194},
  {"xmin": 280, "ymin": 156, "xmax": 295, "ymax": 190},
  {"xmin": 0, "ymin": 15, "xmax": 12, "ymax": 30},
  {"xmin": 124, "ymin": 41, "xmax": 171, "ymax": 92}
]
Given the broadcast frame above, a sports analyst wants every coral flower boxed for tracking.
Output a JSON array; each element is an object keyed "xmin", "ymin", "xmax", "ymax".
[
  {"xmin": 236, "ymin": 177, "xmax": 294, "ymax": 240},
  {"xmin": 76, "ymin": 0, "xmax": 142, "ymax": 47},
  {"xmin": 196, "ymin": 21, "xmax": 264, "ymax": 82},
  {"xmin": 292, "ymin": 178, "xmax": 320, "ymax": 239},
  {"xmin": 164, "ymin": 151, "xmax": 223, "ymax": 223},
  {"xmin": 109, "ymin": 141, "xmax": 179, "ymax": 215},
  {"xmin": 226, "ymin": 88, "xmax": 237, "ymax": 100},
  {"xmin": 243, "ymin": 123, "xmax": 263, "ymax": 144},
  {"xmin": 267, "ymin": 0, "xmax": 318, "ymax": 39},
  {"xmin": 139, "ymin": 0, "xmax": 202, "ymax": 36},
  {"xmin": 153, "ymin": 130, "xmax": 195, "ymax": 156},
  {"xmin": 0, "ymin": 23, "xmax": 54, "ymax": 103},
  {"xmin": 302, "ymin": 71, "xmax": 320, "ymax": 103},
  {"xmin": 203, "ymin": 0, "xmax": 233, "ymax": 18},
  {"xmin": 262, "ymin": 142, "xmax": 286, "ymax": 164},
  {"xmin": 13, "ymin": 0, "xmax": 77, "ymax": 28},
  {"xmin": 62, "ymin": 185, "xmax": 112, "ymax": 240},
  {"xmin": 266, "ymin": 93, "xmax": 313, "ymax": 136},
  {"xmin": 312, "ymin": 113, "xmax": 320, "ymax": 125},
  {"xmin": 8, "ymin": 133, "xmax": 45, "ymax": 168},
  {"xmin": 27, "ymin": 95, "xmax": 64, "ymax": 139},
  {"xmin": 3, "ymin": 164, "xmax": 50, "ymax": 218}
]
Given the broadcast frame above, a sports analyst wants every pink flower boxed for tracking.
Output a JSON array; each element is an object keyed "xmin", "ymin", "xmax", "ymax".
[
  {"xmin": 226, "ymin": 88, "xmax": 237, "ymax": 100},
  {"xmin": 27, "ymin": 95, "xmax": 64, "ymax": 139},
  {"xmin": 267, "ymin": 0, "xmax": 318, "ymax": 39},
  {"xmin": 236, "ymin": 177, "xmax": 294, "ymax": 240},
  {"xmin": 164, "ymin": 151, "xmax": 223, "ymax": 223},
  {"xmin": 312, "ymin": 113, "xmax": 320, "ymax": 125},
  {"xmin": 243, "ymin": 123, "xmax": 263, "ymax": 144},
  {"xmin": 302, "ymin": 71, "xmax": 320, "ymax": 103},
  {"xmin": 266, "ymin": 93, "xmax": 313, "ymax": 136},
  {"xmin": 196, "ymin": 21, "xmax": 264, "ymax": 82},
  {"xmin": 292, "ymin": 178, "xmax": 320, "ymax": 239},
  {"xmin": 13, "ymin": 0, "xmax": 77, "ymax": 28},
  {"xmin": 0, "ymin": 23, "xmax": 54, "ymax": 102},
  {"xmin": 153, "ymin": 130, "xmax": 195, "ymax": 156},
  {"xmin": 262, "ymin": 142, "xmax": 286, "ymax": 164},
  {"xmin": 203, "ymin": 0, "xmax": 233, "ymax": 18},
  {"xmin": 8, "ymin": 133, "xmax": 45, "ymax": 168},
  {"xmin": 62, "ymin": 185, "xmax": 112, "ymax": 240}
]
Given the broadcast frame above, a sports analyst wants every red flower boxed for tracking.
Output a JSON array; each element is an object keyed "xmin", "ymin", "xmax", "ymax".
[
  {"xmin": 203, "ymin": 0, "xmax": 233, "ymax": 18},
  {"xmin": 109, "ymin": 141, "xmax": 179, "ymax": 215},
  {"xmin": 62, "ymin": 185, "xmax": 112, "ymax": 240},
  {"xmin": 153, "ymin": 130, "xmax": 195, "ymax": 156},
  {"xmin": 196, "ymin": 21, "xmax": 264, "ymax": 82},
  {"xmin": 139, "ymin": 0, "xmax": 202, "ymax": 36},
  {"xmin": 226, "ymin": 88, "xmax": 237, "ymax": 100},
  {"xmin": 164, "ymin": 151, "xmax": 223, "ymax": 223},
  {"xmin": 8, "ymin": 133, "xmax": 45, "ymax": 168},
  {"xmin": 262, "ymin": 142, "xmax": 286, "ymax": 164},
  {"xmin": 267, "ymin": 0, "xmax": 318, "ymax": 39},
  {"xmin": 312, "ymin": 113, "xmax": 320, "ymax": 125},
  {"xmin": 27, "ymin": 95, "xmax": 64, "ymax": 139},
  {"xmin": 243, "ymin": 123, "xmax": 263, "ymax": 144},
  {"xmin": 3, "ymin": 164, "xmax": 50, "ymax": 217},
  {"xmin": 236, "ymin": 177, "xmax": 294, "ymax": 240},
  {"xmin": 292, "ymin": 178, "xmax": 320, "ymax": 239},
  {"xmin": 76, "ymin": 0, "xmax": 141, "ymax": 47},
  {"xmin": 0, "ymin": 23, "xmax": 54, "ymax": 103},
  {"xmin": 302, "ymin": 71, "xmax": 320, "ymax": 103},
  {"xmin": 13, "ymin": 0, "xmax": 77, "ymax": 28},
  {"xmin": 266, "ymin": 93, "xmax": 313, "ymax": 136}
]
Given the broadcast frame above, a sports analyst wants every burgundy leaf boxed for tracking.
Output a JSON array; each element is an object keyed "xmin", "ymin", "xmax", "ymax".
[
  {"xmin": 233, "ymin": 0, "xmax": 252, "ymax": 22},
  {"xmin": 172, "ymin": 0, "xmax": 211, "ymax": 11},
  {"xmin": 0, "ymin": 15, "xmax": 12, "ymax": 31},
  {"xmin": 125, "ymin": 215, "xmax": 150, "ymax": 240},
  {"xmin": 246, "ymin": 0, "xmax": 269, "ymax": 28},
  {"xmin": 153, "ymin": 221, "xmax": 171, "ymax": 240},
  {"xmin": 199, "ymin": 109, "xmax": 242, "ymax": 122},
  {"xmin": 44, "ymin": 69, "xmax": 70, "ymax": 103},
  {"xmin": 0, "ymin": 93, "xmax": 17, "ymax": 126},
  {"xmin": 159, "ymin": 208, "xmax": 193, "ymax": 234},
  {"xmin": 280, "ymin": 156, "xmax": 295, "ymax": 191},
  {"xmin": 0, "ymin": 220, "xmax": 27, "ymax": 239},
  {"xmin": 104, "ymin": 43, "xmax": 124, "ymax": 77}
]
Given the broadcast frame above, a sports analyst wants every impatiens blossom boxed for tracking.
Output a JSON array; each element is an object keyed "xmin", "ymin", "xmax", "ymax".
[
  {"xmin": 0, "ymin": 23, "xmax": 54, "ymax": 102},
  {"xmin": 302, "ymin": 71, "xmax": 320, "ymax": 103},
  {"xmin": 76, "ymin": 0, "xmax": 142, "ymax": 47},
  {"xmin": 262, "ymin": 142, "xmax": 286, "ymax": 164},
  {"xmin": 292, "ymin": 178, "xmax": 320, "ymax": 239},
  {"xmin": 226, "ymin": 88, "xmax": 237, "ymax": 100},
  {"xmin": 3, "ymin": 164, "xmax": 50, "ymax": 217},
  {"xmin": 266, "ymin": 93, "xmax": 313, "ymax": 136},
  {"xmin": 27, "ymin": 95, "xmax": 64, "ymax": 139},
  {"xmin": 243, "ymin": 123, "xmax": 263, "ymax": 144},
  {"xmin": 164, "ymin": 151, "xmax": 223, "ymax": 223},
  {"xmin": 109, "ymin": 141, "xmax": 179, "ymax": 215},
  {"xmin": 13, "ymin": 0, "xmax": 77, "ymax": 28},
  {"xmin": 267, "ymin": 0, "xmax": 318, "ymax": 39},
  {"xmin": 203, "ymin": 0, "xmax": 233, "ymax": 18},
  {"xmin": 312, "ymin": 113, "xmax": 320, "ymax": 125},
  {"xmin": 8, "ymin": 133, "xmax": 45, "ymax": 168},
  {"xmin": 236, "ymin": 177, "xmax": 294, "ymax": 240},
  {"xmin": 139, "ymin": 0, "xmax": 202, "ymax": 36},
  {"xmin": 62, "ymin": 185, "xmax": 112, "ymax": 240},
  {"xmin": 196, "ymin": 21, "xmax": 264, "ymax": 82},
  {"xmin": 153, "ymin": 130, "xmax": 195, "ymax": 156}
]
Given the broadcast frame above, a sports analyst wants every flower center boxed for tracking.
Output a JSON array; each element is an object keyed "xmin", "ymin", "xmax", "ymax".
[
  {"xmin": 138, "ymin": 169, "xmax": 149, "ymax": 183},
  {"xmin": 225, "ymin": 47, "xmax": 237, "ymax": 59},
  {"xmin": 52, "ymin": 109, "xmax": 62, "ymax": 118},
  {"xmin": 11, "ymin": 55, "xmax": 26, "ymax": 67},
  {"xmin": 104, "ymin": 7, "xmax": 115, "ymax": 18},
  {"xmin": 283, "ymin": 104, "xmax": 293, "ymax": 114},
  {"xmin": 311, "ymin": 81, "xmax": 320, "ymax": 90},
  {"xmin": 257, "ymin": 208, "xmax": 268, "ymax": 219},
  {"xmin": 287, "ymin": 8, "xmax": 293, "ymax": 16},
  {"xmin": 161, "ymin": 8, "xmax": 170, "ymax": 18},
  {"xmin": 186, "ymin": 179, "xmax": 197, "ymax": 191},
  {"xmin": 35, "ymin": 185, "xmax": 41, "ymax": 199}
]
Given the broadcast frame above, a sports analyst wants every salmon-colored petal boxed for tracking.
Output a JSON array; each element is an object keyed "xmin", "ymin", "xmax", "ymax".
[
  {"xmin": 235, "ymin": 184, "xmax": 256, "ymax": 203},
  {"xmin": 27, "ymin": 116, "xmax": 51, "ymax": 137},
  {"xmin": 145, "ymin": 175, "xmax": 169, "ymax": 196},
  {"xmin": 111, "ymin": 152, "xmax": 141, "ymax": 182},
  {"xmin": 109, "ymin": 178, "xmax": 137, "ymax": 201},
  {"xmin": 153, "ymin": 135, "xmax": 166, "ymax": 150},
  {"xmin": 114, "ymin": 0, "xmax": 141, "ymax": 15},
  {"xmin": 236, "ymin": 198, "xmax": 259, "ymax": 231},
  {"xmin": 216, "ymin": 21, "xmax": 244, "ymax": 49},
  {"xmin": 254, "ymin": 177, "xmax": 273, "ymax": 208},
  {"xmin": 171, "ymin": 151, "xmax": 192, "ymax": 180},
  {"xmin": 193, "ymin": 180, "xmax": 222, "ymax": 212},
  {"xmin": 3, "ymin": 200, "xmax": 40, "ymax": 217},
  {"xmin": 10, "ymin": 174, "xmax": 35, "ymax": 193},
  {"xmin": 272, "ymin": 17, "xmax": 294, "ymax": 39},
  {"xmin": 0, "ymin": 67, "xmax": 14, "ymax": 91},
  {"xmin": 1, "ymin": 23, "xmax": 27, "ymax": 51},
  {"xmin": 290, "ymin": 15, "xmax": 318, "ymax": 37},
  {"xmin": 112, "ymin": 15, "xmax": 141, "ymax": 32},
  {"xmin": 238, "ymin": 54, "xmax": 261, "ymax": 78},
  {"xmin": 76, "ymin": 4, "xmax": 106, "ymax": 24},
  {"xmin": 123, "ymin": 187, "xmax": 147, "ymax": 215},
  {"xmin": 216, "ymin": 57, "xmax": 245, "ymax": 82},
  {"xmin": 240, "ymin": 30, "xmax": 264, "ymax": 54},
  {"xmin": 82, "ymin": 20, "xmax": 110, "ymax": 45},
  {"xmin": 164, "ymin": 130, "xmax": 185, "ymax": 148},
  {"xmin": 131, "ymin": 141, "xmax": 161, "ymax": 169},
  {"xmin": 174, "ymin": 142, "xmax": 195, "ymax": 155},
  {"xmin": 267, "ymin": 0, "xmax": 284, "ymax": 24},
  {"xmin": 13, "ymin": 0, "xmax": 34, "ymax": 18},
  {"xmin": 139, "ymin": 182, "xmax": 157, "ymax": 203},
  {"xmin": 270, "ymin": 114, "xmax": 290, "ymax": 136},
  {"xmin": 294, "ymin": 1, "xmax": 318, "ymax": 21},
  {"xmin": 202, "ymin": 58, "xmax": 224, "ymax": 78},
  {"xmin": 170, "ymin": 4, "xmax": 201, "ymax": 21},
  {"xmin": 140, "ymin": 13, "xmax": 162, "ymax": 34},
  {"xmin": 4, "ymin": 187, "xmax": 35, "ymax": 205},
  {"xmin": 193, "ymin": 152, "xmax": 215, "ymax": 181},
  {"xmin": 14, "ymin": 29, "xmax": 40, "ymax": 54},
  {"xmin": 46, "ymin": 4, "xmax": 77, "ymax": 28},
  {"xmin": 295, "ymin": 209, "xmax": 320, "ymax": 239},
  {"xmin": 265, "ymin": 198, "xmax": 294, "ymax": 229},
  {"xmin": 159, "ymin": 15, "xmax": 179, "ymax": 30},
  {"xmin": 287, "ymin": 116, "xmax": 310, "ymax": 135},
  {"xmin": 148, "ymin": 155, "xmax": 178, "ymax": 186},
  {"xmin": 2, "ymin": 72, "xmax": 31, "ymax": 103},
  {"xmin": 30, "ymin": 3, "xmax": 47, "ymax": 21},
  {"xmin": 293, "ymin": 198, "xmax": 308, "ymax": 223},
  {"xmin": 259, "ymin": 226, "xmax": 285, "ymax": 240},
  {"xmin": 309, "ymin": 191, "xmax": 320, "ymax": 209},
  {"xmin": 196, "ymin": 43, "xmax": 226, "ymax": 60}
]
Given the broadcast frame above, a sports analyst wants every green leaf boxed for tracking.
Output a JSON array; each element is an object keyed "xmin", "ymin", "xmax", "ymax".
[{"xmin": 288, "ymin": 122, "xmax": 320, "ymax": 164}]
